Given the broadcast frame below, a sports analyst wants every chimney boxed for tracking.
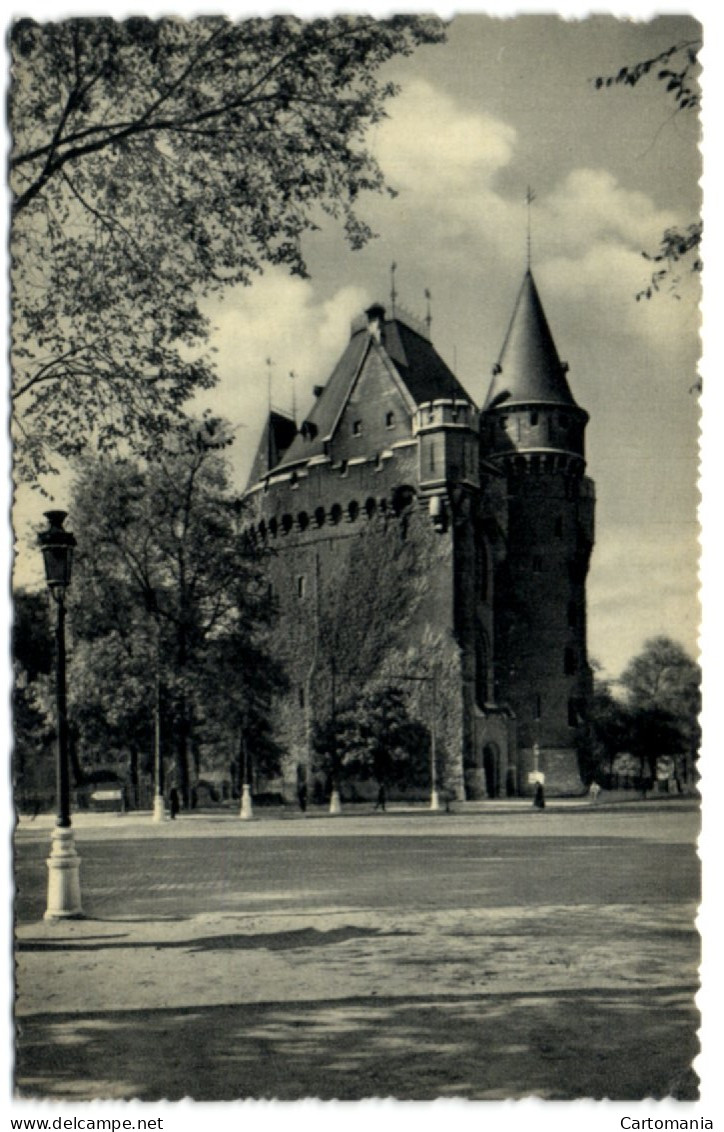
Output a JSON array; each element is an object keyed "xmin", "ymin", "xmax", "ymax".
[{"xmin": 365, "ymin": 303, "xmax": 386, "ymax": 344}]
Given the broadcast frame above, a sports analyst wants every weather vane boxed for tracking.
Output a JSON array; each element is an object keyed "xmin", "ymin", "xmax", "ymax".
[
  {"xmin": 424, "ymin": 288, "xmax": 432, "ymax": 335},
  {"xmin": 289, "ymin": 370, "xmax": 297, "ymax": 426},
  {"xmin": 390, "ymin": 262, "xmax": 398, "ymax": 314},
  {"xmin": 526, "ymin": 186, "xmax": 536, "ymax": 269}
]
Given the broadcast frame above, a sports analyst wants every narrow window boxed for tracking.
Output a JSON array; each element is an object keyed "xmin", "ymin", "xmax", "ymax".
[
  {"xmin": 297, "ymin": 575, "xmax": 306, "ymax": 599},
  {"xmin": 299, "ymin": 686, "xmax": 306, "ymax": 709},
  {"xmin": 530, "ymin": 411, "xmax": 539, "ymax": 426},
  {"xmin": 352, "ymin": 419, "xmax": 362, "ymax": 437},
  {"xmin": 330, "ymin": 503, "xmax": 342, "ymax": 525},
  {"xmin": 314, "ymin": 506, "xmax": 326, "ymax": 528},
  {"xmin": 535, "ymin": 694, "xmax": 542, "ymax": 720},
  {"xmin": 385, "ymin": 411, "xmax": 395, "ymax": 428},
  {"xmin": 429, "ymin": 442, "xmax": 436, "ymax": 472}
]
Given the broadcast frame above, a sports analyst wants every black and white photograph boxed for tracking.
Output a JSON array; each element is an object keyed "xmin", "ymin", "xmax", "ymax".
[{"xmin": 8, "ymin": 1, "xmax": 712, "ymax": 1115}]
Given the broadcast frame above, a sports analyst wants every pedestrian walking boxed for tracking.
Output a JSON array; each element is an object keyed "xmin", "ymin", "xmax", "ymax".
[
  {"xmin": 589, "ymin": 781, "xmax": 601, "ymax": 804},
  {"xmin": 169, "ymin": 787, "xmax": 180, "ymax": 820},
  {"xmin": 298, "ymin": 781, "xmax": 308, "ymax": 813},
  {"xmin": 533, "ymin": 781, "xmax": 545, "ymax": 810},
  {"xmin": 374, "ymin": 783, "xmax": 386, "ymax": 812}
]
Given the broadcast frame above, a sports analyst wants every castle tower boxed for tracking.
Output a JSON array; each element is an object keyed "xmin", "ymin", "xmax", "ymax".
[
  {"xmin": 242, "ymin": 301, "xmax": 497, "ymax": 802},
  {"xmin": 481, "ymin": 270, "xmax": 595, "ymax": 795}
]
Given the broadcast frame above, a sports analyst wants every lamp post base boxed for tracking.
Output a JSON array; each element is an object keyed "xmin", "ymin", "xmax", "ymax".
[
  {"xmin": 239, "ymin": 784, "xmax": 254, "ymax": 821},
  {"xmin": 429, "ymin": 789, "xmax": 441, "ymax": 812},
  {"xmin": 45, "ymin": 827, "xmax": 82, "ymax": 920},
  {"xmin": 152, "ymin": 794, "xmax": 167, "ymax": 822},
  {"xmin": 329, "ymin": 789, "xmax": 342, "ymax": 815}
]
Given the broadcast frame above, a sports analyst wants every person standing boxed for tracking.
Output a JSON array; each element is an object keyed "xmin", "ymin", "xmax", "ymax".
[
  {"xmin": 374, "ymin": 783, "xmax": 386, "ymax": 812},
  {"xmin": 169, "ymin": 787, "xmax": 180, "ymax": 820}
]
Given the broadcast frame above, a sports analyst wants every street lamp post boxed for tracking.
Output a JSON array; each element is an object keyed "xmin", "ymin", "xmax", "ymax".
[
  {"xmin": 392, "ymin": 671, "xmax": 440, "ymax": 812},
  {"xmin": 38, "ymin": 511, "xmax": 82, "ymax": 919},
  {"xmin": 239, "ymin": 718, "xmax": 254, "ymax": 820},
  {"xmin": 328, "ymin": 658, "xmax": 342, "ymax": 815},
  {"xmin": 151, "ymin": 611, "xmax": 167, "ymax": 822},
  {"xmin": 429, "ymin": 673, "xmax": 440, "ymax": 812},
  {"xmin": 152, "ymin": 656, "xmax": 166, "ymax": 822}
]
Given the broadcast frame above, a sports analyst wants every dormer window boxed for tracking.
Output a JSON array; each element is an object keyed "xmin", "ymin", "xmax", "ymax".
[
  {"xmin": 385, "ymin": 411, "xmax": 395, "ymax": 429},
  {"xmin": 352, "ymin": 420, "xmax": 362, "ymax": 437}
]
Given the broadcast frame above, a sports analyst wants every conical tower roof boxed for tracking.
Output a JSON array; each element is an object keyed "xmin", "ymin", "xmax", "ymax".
[{"xmin": 483, "ymin": 270, "xmax": 578, "ymax": 410}]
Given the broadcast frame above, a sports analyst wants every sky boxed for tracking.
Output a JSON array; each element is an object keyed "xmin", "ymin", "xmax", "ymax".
[
  {"xmin": 196, "ymin": 11, "xmax": 702, "ymax": 680},
  {"xmin": 11, "ymin": 8, "xmax": 703, "ymax": 682}
]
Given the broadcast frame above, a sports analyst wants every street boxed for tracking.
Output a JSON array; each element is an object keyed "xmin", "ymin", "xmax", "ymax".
[{"xmin": 14, "ymin": 802, "xmax": 701, "ymax": 1101}]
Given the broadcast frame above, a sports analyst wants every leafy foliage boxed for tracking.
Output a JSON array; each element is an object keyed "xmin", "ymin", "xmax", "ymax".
[
  {"xmin": 587, "ymin": 638, "xmax": 700, "ymax": 787},
  {"xmin": 593, "ymin": 38, "xmax": 701, "ymax": 308},
  {"xmin": 64, "ymin": 420, "xmax": 281, "ymax": 805},
  {"xmin": 593, "ymin": 39, "xmax": 701, "ymax": 110},
  {"xmin": 314, "ymin": 684, "xmax": 430, "ymax": 789},
  {"xmin": 9, "ymin": 15, "xmax": 446, "ymax": 480},
  {"xmin": 635, "ymin": 222, "xmax": 703, "ymax": 303}
]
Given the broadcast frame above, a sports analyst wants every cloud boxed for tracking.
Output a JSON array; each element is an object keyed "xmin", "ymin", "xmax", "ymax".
[
  {"xmin": 588, "ymin": 522, "xmax": 700, "ymax": 677},
  {"xmin": 196, "ymin": 272, "xmax": 369, "ymax": 487},
  {"xmin": 539, "ymin": 239, "xmax": 701, "ymax": 352},
  {"xmin": 374, "ymin": 78, "xmax": 517, "ymax": 194},
  {"xmin": 370, "ymin": 81, "xmax": 697, "ymax": 354},
  {"xmin": 542, "ymin": 168, "xmax": 680, "ymax": 256}
]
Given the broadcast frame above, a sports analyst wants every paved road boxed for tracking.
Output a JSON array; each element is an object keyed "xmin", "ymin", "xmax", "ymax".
[
  {"xmin": 15, "ymin": 805, "xmax": 700, "ymax": 923},
  {"xmin": 13, "ymin": 803, "xmax": 702, "ymax": 1102}
]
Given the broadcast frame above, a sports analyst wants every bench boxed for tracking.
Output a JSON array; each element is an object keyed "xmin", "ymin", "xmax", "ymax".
[{"xmin": 89, "ymin": 789, "xmax": 125, "ymax": 813}]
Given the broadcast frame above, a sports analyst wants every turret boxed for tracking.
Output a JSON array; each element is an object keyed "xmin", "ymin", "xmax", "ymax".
[
  {"xmin": 482, "ymin": 269, "xmax": 595, "ymax": 796},
  {"xmin": 482, "ymin": 270, "xmax": 588, "ymax": 475}
]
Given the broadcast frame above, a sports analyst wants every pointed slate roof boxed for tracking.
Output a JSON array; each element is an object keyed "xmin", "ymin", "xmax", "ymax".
[
  {"xmin": 274, "ymin": 324, "xmax": 371, "ymax": 468},
  {"xmin": 247, "ymin": 410, "xmax": 298, "ymax": 485},
  {"xmin": 273, "ymin": 309, "xmax": 471, "ymax": 472},
  {"xmin": 483, "ymin": 270, "xmax": 578, "ymax": 410}
]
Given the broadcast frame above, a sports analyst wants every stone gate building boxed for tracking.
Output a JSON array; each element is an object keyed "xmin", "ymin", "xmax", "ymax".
[{"xmin": 242, "ymin": 269, "xmax": 595, "ymax": 799}]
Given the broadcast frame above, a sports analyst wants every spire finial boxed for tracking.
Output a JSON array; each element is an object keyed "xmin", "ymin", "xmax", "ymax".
[
  {"xmin": 525, "ymin": 186, "xmax": 536, "ymax": 270},
  {"xmin": 390, "ymin": 262, "xmax": 398, "ymax": 314},
  {"xmin": 424, "ymin": 288, "xmax": 432, "ymax": 336},
  {"xmin": 265, "ymin": 357, "xmax": 274, "ymax": 471},
  {"xmin": 289, "ymin": 370, "xmax": 297, "ymax": 426}
]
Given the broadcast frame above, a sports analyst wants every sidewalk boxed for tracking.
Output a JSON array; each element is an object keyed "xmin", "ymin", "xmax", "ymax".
[{"xmin": 15, "ymin": 789, "xmax": 697, "ymax": 837}]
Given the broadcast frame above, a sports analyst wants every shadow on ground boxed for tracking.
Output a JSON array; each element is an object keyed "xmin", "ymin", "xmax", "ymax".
[
  {"xmin": 16, "ymin": 925, "xmax": 414, "ymax": 954},
  {"xmin": 16, "ymin": 986, "xmax": 699, "ymax": 1102}
]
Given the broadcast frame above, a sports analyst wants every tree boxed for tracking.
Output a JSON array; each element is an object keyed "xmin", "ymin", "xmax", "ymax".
[
  {"xmin": 66, "ymin": 419, "xmax": 276, "ymax": 807},
  {"xmin": 585, "ymin": 668, "xmax": 631, "ymax": 784},
  {"xmin": 12, "ymin": 590, "xmax": 56, "ymax": 810},
  {"xmin": 10, "ymin": 15, "xmax": 445, "ymax": 480},
  {"xmin": 593, "ymin": 38, "xmax": 702, "ymax": 304},
  {"xmin": 314, "ymin": 684, "xmax": 429, "ymax": 793},
  {"xmin": 619, "ymin": 636, "xmax": 701, "ymax": 788}
]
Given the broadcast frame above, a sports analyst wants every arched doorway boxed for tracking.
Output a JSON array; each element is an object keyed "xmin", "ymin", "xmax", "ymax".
[{"xmin": 483, "ymin": 742, "xmax": 500, "ymax": 798}]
